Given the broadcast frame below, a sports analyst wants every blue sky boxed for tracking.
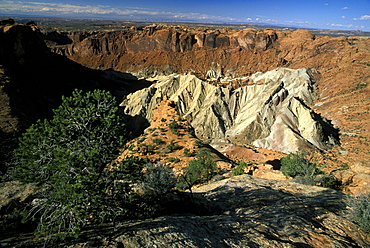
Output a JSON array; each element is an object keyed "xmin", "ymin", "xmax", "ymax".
[{"xmin": 1, "ymin": 0, "xmax": 370, "ymax": 31}]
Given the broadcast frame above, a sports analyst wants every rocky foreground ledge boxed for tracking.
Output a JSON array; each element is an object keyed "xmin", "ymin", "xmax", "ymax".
[
  {"xmin": 108, "ymin": 175, "xmax": 370, "ymax": 248},
  {"xmin": 54, "ymin": 175, "xmax": 370, "ymax": 247},
  {"xmin": 76, "ymin": 175, "xmax": 370, "ymax": 247},
  {"xmin": 2, "ymin": 175, "xmax": 368, "ymax": 247}
]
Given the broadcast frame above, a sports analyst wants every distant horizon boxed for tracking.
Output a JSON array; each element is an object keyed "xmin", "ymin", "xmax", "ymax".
[
  {"xmin": 1, "ymin": 0, "xmax": 370, "ymax": 31},
  {"xmin": 3, "ymin": 14, "xmax": 370, "ymax": 35}
]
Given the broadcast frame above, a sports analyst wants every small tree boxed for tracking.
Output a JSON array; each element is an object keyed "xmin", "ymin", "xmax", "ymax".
[
  {"xmin": 280, "ymin": 150, "xmax": 339, "ymax": 188},
  {"xmin": 13, "ymin": 89, "xmax": 137, "ymax": 238},
  {"xmin": 232, "ymin": 161, "xmax": 250, "ymax": 176},
  {"xmin": 280, "ymin": 151, "xmax": 319, "ymax": 180},
  {"xmin": 177, "ymin": 150, "xmax": 217, "ymax": 194}
]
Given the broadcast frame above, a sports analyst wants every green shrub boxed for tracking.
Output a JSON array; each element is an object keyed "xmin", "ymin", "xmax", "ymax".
[
  {"xmin": 177, "ymin": 151, "xmax": 217, "ymax": 194},
  {"xmin": 166, "ymin": 140, "xmax": 182, "ymax": 152},
  {"xmin": 168, "ymin": 157, "xmax": 180, "ymax": 163},
  {"xmin": 13, "ymin": 89, "xmax": 141, "ymax": 239},
  {"xmin": 152, "ymin": 138, "xmax": 164, "ymax": 145},
  {"xmin": 194, "ymin": 139, "xmax": 205, "ymax": 148},
  {"xmin": 281, "ymin": 151, "xmax": 319, "ymax": 179},
  {"xmin": 232, "ymin": 161, "xmax": 250, "ymax": 176},
  {"xmin": 141, "ymin": 163, "xmax": 176, "ymax": 196},
  {"xmin": 280, "ymin": 151, "xmax": 340, "ymax": 188},
  {"xmin": 183, "ymin": 148, "xmax": 195, "ymax": 157},
  {"xmin": 169, "ymin": 120, "xmax": 181, "ymax": 135},
  {"xmin": 347, "ymin": 193, "xmax": 370, "ymax": 234}
]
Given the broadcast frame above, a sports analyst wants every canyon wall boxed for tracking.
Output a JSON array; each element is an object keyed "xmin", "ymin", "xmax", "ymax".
[
  {"xmin": 46, "ymin": 25, "xmax": 370, "ymax": 166},
  {"xmin": 46, "ymin": 24, "xmax": 363, "ymax": 80}
]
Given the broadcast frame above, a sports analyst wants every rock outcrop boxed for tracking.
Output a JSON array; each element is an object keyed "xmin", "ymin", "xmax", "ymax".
[
  {"xmin": 118, "ymin": 99, "xmax": 233, "ymax": 174},
  {"xmin": 3, "ymin": 174, "xmax": 368, "ymax": 247},
  {"xmin": 122, "ymin": 68, "xmax": 338, "ymax": 154},
  {"xmin": 109, "ymin": 175, "xmax": 368, "ymax": 248}
]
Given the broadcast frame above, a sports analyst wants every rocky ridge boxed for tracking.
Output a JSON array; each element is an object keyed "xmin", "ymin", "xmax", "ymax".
[
  {"xmin": 118, "ymin": 99, "xmax": 233, "ymax": 174},
  {"xmin": 122, "ymin": 68, "xmax": 338, "ymax": 154}
]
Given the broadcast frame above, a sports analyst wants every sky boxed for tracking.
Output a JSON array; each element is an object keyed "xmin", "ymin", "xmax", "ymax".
[{"xmin": 1, "ymin": 0, "xmax": 370, "ymax": 31}]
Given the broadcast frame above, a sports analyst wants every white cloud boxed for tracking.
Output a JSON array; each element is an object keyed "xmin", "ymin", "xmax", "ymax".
[
  {"xmin": 342, "ymin": 7, "xmax": 349, "ymax": 10},
  {"xmin": 330, "ymin": 23, "xmax": 353, "ymax": 28},
  {"xmin": 354, "ymin": 15, "xmax": 370, "ymax": 20},
  {"xmin": 0, "ymin": 0, "xmax": 236, "ymax": 22}
]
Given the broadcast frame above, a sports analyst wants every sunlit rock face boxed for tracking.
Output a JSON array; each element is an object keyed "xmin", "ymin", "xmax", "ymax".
[{"xmin": 121, "ymin": 67, "xmax": 338, "ymax": 154}]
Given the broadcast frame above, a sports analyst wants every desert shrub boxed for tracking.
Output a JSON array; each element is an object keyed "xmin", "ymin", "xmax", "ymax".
[
  {"xmin": 177, "ymin": 150, "xmax": 218, "ymax": 194},
  {"xmin": 127, "ymin": 143, "xmax": 135, "ymax": 151},
  {"xmin": 232, "ymin": 161, "xmax": 250, "ymax": 176},
  {"xmin": 339, "ymin": 163, "xmax": 349, "ymax": 170},
  {"xmin": 194, "ymin": 139, "xmax": 205, "ymax": 148},
  {"xmin": 158, "ymin": 127, "xmax": 166, "ymax": 132},
  {"xmin": 168, "ymin": 157, "xmax": 180, "ymax": 163},
  {"xmin": 183, "ymin": 148, "xmax": 195, "ymax": 157},
  {"xmin": 347, "ymin": 193, "xmax": 370, "ymax": 234},
  {"xmin": 142, "ymin": 163, "xmax": 176, "ymax": 196},
  {"xmin": 281, "ymin": 151, "xmax": 319, "ymax": 179},
  {"xmin": 184, "ymin": 126, "xmax": 195, "ymax": 136},
  {"xmin": 139, "ymin": 143, "xmax": 155, "ymax": 154},
  {"xmin": 169, "ymin": 120, "xmax": 181, "ymax": 135},
  {"xmin": 13, "ymin": 89, "xmax": 141, "ymax": 239},
  {"xmin": 0, "ymin": 131, "xmax": 18, "ymax": 182},
  {"xmin": 280, "ymin": 151, "xmax": 339, "ymax": 188},
  {"xmin": 136, "ymin": 163, "xmax": 176, "ymax": 217},
  {"xmin": 166, "ymin": 140, "xmax": 182, "ymax": 152},
  {"xmin": 152, "ymin": 138, "xmax": 164, "ymax": 145}
]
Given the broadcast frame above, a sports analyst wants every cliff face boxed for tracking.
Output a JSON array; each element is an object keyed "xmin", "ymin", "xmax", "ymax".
[
  {"xmin": 122, "ymin": 68, "xmax": 338, "ymax": 154},
  {"xmin": 0, "ymin": 22, "xmax": 50, "ymax": 133},
  {"xmin": 47, "ymin": 25, "xmax": 281, "ymax": 77},
  {"xmin": 0, "ymin": 22, "xmax": 147, "ymax": 134}
]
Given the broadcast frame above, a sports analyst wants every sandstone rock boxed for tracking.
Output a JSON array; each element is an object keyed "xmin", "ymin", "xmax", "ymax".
[
  {"xmin": 348, "ymin": 173, "xmax": 370, "ymax": 195},
  {"xmin": 121, "ymin": 68, "xmax": 338, "ymax": 154},
  {"xmin": 26, "ymin": 174, "xmax": 367, "ymax": 248}
]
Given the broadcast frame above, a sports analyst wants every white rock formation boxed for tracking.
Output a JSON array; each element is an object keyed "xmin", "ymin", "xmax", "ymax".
[{"xmin": 121, "ymin": 68, "xmax": 338, "ymax": 153}]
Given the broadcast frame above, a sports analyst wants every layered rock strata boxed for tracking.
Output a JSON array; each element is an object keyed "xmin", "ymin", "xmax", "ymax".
[{"xmin": 122, "ymin": 68, "xmax": 338, "ymax": 154}]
